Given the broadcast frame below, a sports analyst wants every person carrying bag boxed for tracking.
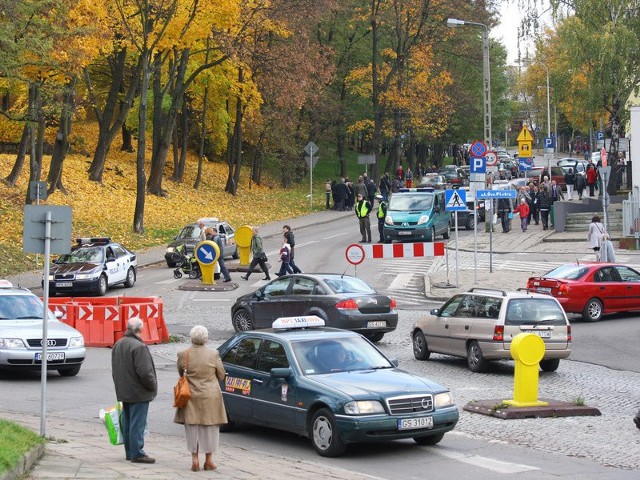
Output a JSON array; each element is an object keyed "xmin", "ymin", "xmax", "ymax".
[{"xmin": 174, "ymin": 350, "xmax": 191, "ymax": 408}]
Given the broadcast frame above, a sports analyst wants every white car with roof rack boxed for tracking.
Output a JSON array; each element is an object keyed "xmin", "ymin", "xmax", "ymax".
[{"xmin": 0, "ymin": 280, "xmax": 85, "ymax": 376}]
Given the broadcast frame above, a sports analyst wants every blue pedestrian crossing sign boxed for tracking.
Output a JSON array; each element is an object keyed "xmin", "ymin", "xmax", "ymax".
[
  {"xmin": 445, "ymin": 189, "xmax": 467, "ymax": 211},
  {"xmin": 195, "ymin": 241, "xmax": 220, "ymax": 265}
]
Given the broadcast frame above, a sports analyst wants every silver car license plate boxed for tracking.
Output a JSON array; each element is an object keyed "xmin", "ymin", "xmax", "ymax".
[
  {"xmin": 35, "ymin": 352, "xmax": 65, "ymax": 361},
  {"xmin": 536, "ymin": 287, "xmax": 551, "ymax": 294},
  {"xmin": 367, "ymin": 321, "xmax": 386, "ymax": 328},
  {"xmin": 398, "ymin": 416, "xmax": 433, "ymax": 430},
  {"xmin": 55, "ymin": 282, "xmax": 73, "ymax": 288},
  {"xmin": 523, "ymin": 330, "xmax": 551, "ymax": 338},
  {"xmin": 398, "ymin": 231, "xmax": 412, "ymax": 236}
]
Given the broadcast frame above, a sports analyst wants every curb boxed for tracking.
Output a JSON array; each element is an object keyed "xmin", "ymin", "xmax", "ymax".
[{"xmin": 0, "ymin": 443, "xmax": 44, "ymax": 480}]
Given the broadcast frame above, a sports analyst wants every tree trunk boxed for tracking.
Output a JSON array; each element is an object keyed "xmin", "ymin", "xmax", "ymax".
[
  {"xmin": 47, "ymin": 77, "xmax": 77, "ymax": 195},
  {"xmin": 336, "ymin": 79, "xmax": 347, "ymax": 178},
  {"xmin": 133, "ymin": 52, "xmax": 150, "ymax": 234},
  {"xmin": 25, "ymin": 83, "xmax": 43, "ymax": 205},
  {"xmin": 121, "ymin": 123, "xmax": 134, "ymax": 152},
  {"xmin": 3, "ymin": 125, "xmax": 29, "ymax": 186},
  {"xmin": 194, "ymin": 81, "xmax": 209, "ymax": 190},
  {"xmin": 87, "ymin": 50, "xmax": 141, "ymax": 183}
]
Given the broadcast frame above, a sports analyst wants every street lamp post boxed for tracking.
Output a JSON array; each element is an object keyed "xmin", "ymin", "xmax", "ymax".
[{"xmin": 446, "ymin": 18, "xmax": 492, "ymax": 146}]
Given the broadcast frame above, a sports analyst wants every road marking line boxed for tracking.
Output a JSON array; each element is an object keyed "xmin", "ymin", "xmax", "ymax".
[
  {"xmin": 192, "ymin": 298, "xmax": 232, "ymax": 302},
  {"xmin": 324, "ymin": 232, "xmax": 349, "ymax": 239},
  {"xmin": 436, "ymin": 449, "xmax": 539, "ymax": 473}
]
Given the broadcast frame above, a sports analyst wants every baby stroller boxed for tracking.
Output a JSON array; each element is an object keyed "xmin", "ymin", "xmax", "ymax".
[{"xmin": 171, "ymin": 244, "xmax": 201, "ymax": 279}]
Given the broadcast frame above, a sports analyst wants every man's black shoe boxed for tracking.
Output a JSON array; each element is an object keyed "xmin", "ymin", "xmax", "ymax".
[
  {"xmin": 262, "ymin": 277, "xmax": 271, "ymax": 280},
  {"xmin": 223, "ymin": 278, "xmax": 232, "ymax": 283},
  {"xmin": 131, "ymin": 456, "xmax": 155, "ymax": 464},
  {"xmin": 241, "ymin": 275, "xmax": 249, "ymax": 280},
  {"xmin": 634, "ymin": 416, "xmax": 640, "ymax": 429}
]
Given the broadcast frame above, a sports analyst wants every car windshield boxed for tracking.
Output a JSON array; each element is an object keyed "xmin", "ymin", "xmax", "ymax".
[
  {"xmin": 505, "ymin": 298, "xmax": 566, "ymax": 326},
  {"xmin": 176, "ymin": 225, "xmax": 201, "ymax": 240},
  {"xmin": 388, "ymin": 193, "xmax": 434, "ymax": 211},
  {"xmin": 542, "ymin": 265, "xmax": 589, "ymax": 280},
  {"xmin": 56, "ymin": 246, "xmax": 104, "ymax": 264},
  {"xmin": 321, "ymin": 276, "xmax": 375, "ymax": 294},
  {"xmin": 0, "ymin": 294, "xmax": 47, "ymax": 320},
  {"xmin": 291, "ymin": 336, "xmax": 392, "ymax": 374}
]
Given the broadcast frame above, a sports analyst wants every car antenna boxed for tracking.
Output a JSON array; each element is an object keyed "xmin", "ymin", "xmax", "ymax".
[
  {"xmin": 341, "ymin": 265, "xmax": 349, "ymax": 278},
  {"xmin": 576, "ymin": 256, "xmax": 580, "ymax": 265}
]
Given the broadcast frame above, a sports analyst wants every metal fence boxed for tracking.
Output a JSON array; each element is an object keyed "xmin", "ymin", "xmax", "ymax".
[{"xmin": 622, "ymin": 193, "xmax": 640, "ymax": 237}]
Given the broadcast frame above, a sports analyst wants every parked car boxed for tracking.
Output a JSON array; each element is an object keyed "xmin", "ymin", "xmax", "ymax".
[
  {"xmin": 437, "ymin": 166, "xmax": 468, "ymax": 187},
  {"xmin": 450, "ymin": 199, "xmax": 485, "ymax": 230},
  {"xmin": 412, "ymin": 288, "xmax": 572, "ymax": 372},
  {"xmin": 165, "ymin": 218, "xmax": 238, "ymax": 267},
  {"xmin": 231, "ymin": 273, "xmax": 398, "ymax": 342},
  {"xmin": 526, "ymin": 263, "xmax": 640, "ymax": 322},
  {"xmin": 384, "ymin": 188, "xmax": 451, "ymax": 242},
  {"xmin": 417, "ymin": 174, "xmax": 447, "ymax": 189},
  {"xmin": 218, "ymin": 317, "xmax": 459, "ymax": 457},
  {"xmin": 540, "ymin": 166, "xmax": 567, "ymax": 191},
  {"xmin": 45, "ymin": 237, "xmax": 137, "ymax": 296},
  {"xmin": 557, "ymin": 158, "xmax": 588, "ymax": 177},
  {"xmin": 0, "ymin": 280, "xmax": 85, "ymax": 376}
]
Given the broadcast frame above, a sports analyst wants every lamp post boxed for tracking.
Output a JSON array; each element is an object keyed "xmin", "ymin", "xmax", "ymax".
[
  {"xmin": 521, "ymin": 58, "xmax": 551, "ymax": 171},
  {"xmin": 446, "ymin": 18, "xmax": 492, "ymax": 146}
]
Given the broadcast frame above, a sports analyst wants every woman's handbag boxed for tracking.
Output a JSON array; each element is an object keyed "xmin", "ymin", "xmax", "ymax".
[
  {"xmin": 259, "ymin": 252, "xmax": 268, "ymax": 262},
  {"xmin": 507, "ymin": 212, "xmax": 514, "ymax": 220},
  {"xmin": 173, "ymin": 350, "xmax": 191, "ymax": 408}
]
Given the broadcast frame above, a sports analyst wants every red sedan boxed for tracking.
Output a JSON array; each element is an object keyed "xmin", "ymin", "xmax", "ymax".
[{"xmin": 526, "ymin": 263, "xmax": 640, "ymax": 322}]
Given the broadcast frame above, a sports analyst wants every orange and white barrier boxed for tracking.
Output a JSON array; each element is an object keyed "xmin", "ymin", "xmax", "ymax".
[
  {"xmin": 361, "ymin": 242, "xmax": 445, "ymax": 259},
  {"xmin": 45, "ymin": 296, "xmax": 169, "ymax": 347}
]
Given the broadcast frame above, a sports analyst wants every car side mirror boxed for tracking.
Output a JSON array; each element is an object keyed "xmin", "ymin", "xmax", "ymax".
[
  {"xmin": 270, "ymin": 367, "xmax": 291, "ymax": 379},
  {"xmin": 255, "ymin": 290, "xmax": 264, "ymax": 300},
  {"xmin": 430, "ymin": 308, "xmax": 440, "ymax": 316},
  {"xmin": 389, "ymin": 358, "xmax": 399, "ymax": 367}
]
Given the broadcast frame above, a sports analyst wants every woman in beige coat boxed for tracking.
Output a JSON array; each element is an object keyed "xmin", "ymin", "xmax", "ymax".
[{"xmin": 174, "ymin": 325, "xmax": 227, "ymax": 471}]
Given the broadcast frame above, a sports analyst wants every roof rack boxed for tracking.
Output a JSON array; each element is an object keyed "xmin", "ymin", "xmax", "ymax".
[
  {"xmin": 467, "ymin": 287, "xmax": 507, "ymax": 297},
  {"xmin": 398, "ymin": 187, "xmax": 434, "ymax": 193},
  {"xmin": 75, "ymin": 237, "xmax": 111, "ymax": 246}
]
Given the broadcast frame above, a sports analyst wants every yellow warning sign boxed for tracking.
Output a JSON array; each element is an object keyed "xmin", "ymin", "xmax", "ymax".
[
  {"xmin": 518, "ymin": 141, "xmax": 533, "ymax": 158},
  {"xmin": 517, "ymin": 126, "xmax": 533, "ymax": 142}
]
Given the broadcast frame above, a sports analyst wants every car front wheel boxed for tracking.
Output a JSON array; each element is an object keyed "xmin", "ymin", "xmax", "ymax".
[
  {"xmin": 232, "ymin": 309, "xmax": 255, "ymax": 332},
  {"xmin": 97, "ymin": 275, "xmax": 108, "ymax": 296},
  {"xmin": 467, "ymin": 340, "xmax": 488, "ymax": 372},
  {"xmin": 412, "ymin": 331, "xmax": 431, "ymax": 360},
  {"xmin": 310, "ymin": 408, "xmax": 346, "ymax": 457},
  {"xmin": 364, "ymin": 332, "xmax": 384, "ymax": 342},
  {"xmin": 465, "ymin": 215, "xmax": 475, "ymax": 230},
  {"xmin": 582, "ymin": 298, "xmax": 603, "ymax": 322},
  {"xmin": 442, "ymin": 224, "xmax": 450, "ymax": 239}
]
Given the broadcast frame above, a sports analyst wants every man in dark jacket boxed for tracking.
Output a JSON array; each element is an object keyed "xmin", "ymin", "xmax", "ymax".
[
  {"xmin": 379, "ymin": 173, "xmax": 391, "ymax": 202},
  {"xmin": 334, "ymin": 179, "xmax": 349, "ymax": 211},
  {"xmin": 538, "ymin": 186, "xmax": 552, "ymax": 230},
  {"xmin": 355, "ymin": 193, "xmax": 372, "ymax": 242},
  {"xmin": 497, "ymin": 197, "xmax": 512, "ymax": 233},
  {"xmin": 112, "ymin": 317, "xmax": 158, "ymax": 464},
  {"xmin": 283, "ymin": 225, "xmax": 302, "ymax": 273}
]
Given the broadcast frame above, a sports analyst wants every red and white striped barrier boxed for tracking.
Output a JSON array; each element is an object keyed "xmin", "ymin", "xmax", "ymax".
[{"xmin": 361, "ymin": 242, "xmax": 445, "ymax": 259}]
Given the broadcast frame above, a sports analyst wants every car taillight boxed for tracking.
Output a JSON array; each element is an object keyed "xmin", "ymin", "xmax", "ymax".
[
  {"xmin": 335, "ymin": 299, "xmax": 359, "ymax": 310},
  {"xmin": 558, "ymin": 284, "xmax": 568, "ymax": 295},
  {"xmin": 567, "ymin": 324, "xmax": 572, "ymax": 343},
  {"xmin": 390, "ymin": 298, "xmax": 397, "ymax": 309},
  {"xmin": 493, "ymin": 325, "xmax": 504, "ymax": 341}
]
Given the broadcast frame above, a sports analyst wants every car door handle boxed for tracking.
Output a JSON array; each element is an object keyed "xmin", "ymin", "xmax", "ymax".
[
  {"xmin": 600, "ymin": 286, "xmax": 606, "ymax": 290},
  {"xmin": 253, "ymin": 379, "xmax": 264, "ymax": 384},
  {"xmin": 445, "ymin": 324, "xmax": 449, "ymax": 329},
  {"xmin": 465, "ymin": 325, "xmax": 470, "ymax": 330}
]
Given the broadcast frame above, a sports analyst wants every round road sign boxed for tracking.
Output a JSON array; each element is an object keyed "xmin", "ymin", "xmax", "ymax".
[
  {"xmin": 345, "ymin": 243, "xmax": 365, "ymax": 266},
  {"xmin": 485, "ymin": 151, "xmax": 498, "ymax": 166},
  {"xmin": 195, "ymin": 241, "xmax": 219, "ymax": 265},
  {"xmin": 470, "ymin": 141, "xmax": 488, "ymax": 158}
]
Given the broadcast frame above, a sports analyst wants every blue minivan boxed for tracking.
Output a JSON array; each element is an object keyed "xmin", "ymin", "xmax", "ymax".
[{"xmin": 383, "ymin": 188, "xmax": 451, "ymax": 243}]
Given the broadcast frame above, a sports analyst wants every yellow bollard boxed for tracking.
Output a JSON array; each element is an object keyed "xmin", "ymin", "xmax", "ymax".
[
  {"xmin": 503, "ymin": 333, "xmax": 549, "ymax": 407},
  {"xmin": 194, "ymin": 240, "xmax": 220, "ymax": 285},
  {"xmin": 235, "ymin": 225, "xmax": 254, "ymax": 266}
]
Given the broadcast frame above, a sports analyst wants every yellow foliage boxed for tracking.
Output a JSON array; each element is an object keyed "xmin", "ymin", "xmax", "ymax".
[{"xmin": 0, "ymin": 121, "xmax": 321, "ymax": 277}]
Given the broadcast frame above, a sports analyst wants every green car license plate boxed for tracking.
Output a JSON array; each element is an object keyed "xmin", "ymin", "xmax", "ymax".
[{"xmin": 397, "ymin": 416, "xmax": 433, "ymax": 430}]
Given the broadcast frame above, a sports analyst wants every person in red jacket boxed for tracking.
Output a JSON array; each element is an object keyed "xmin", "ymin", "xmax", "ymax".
[
  {"xmin": 513, "ymin": 197, "xmax": 530, "ymax": 233},
  {"xmin": 586, "ymin": 163, "xmax": 598, "ymax": 197}
]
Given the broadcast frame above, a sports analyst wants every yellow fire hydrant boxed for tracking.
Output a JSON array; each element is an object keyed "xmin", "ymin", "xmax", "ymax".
[
  {"xmin": 235, "ymin": 225, "xmax": 254, "ymax": 266},
  {"xmin": 503, "ymin": 333, "xmax": 549, "ymax": 407}
]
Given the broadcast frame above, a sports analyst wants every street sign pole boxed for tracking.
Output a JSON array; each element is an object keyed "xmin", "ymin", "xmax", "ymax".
[
  {"xmin": 454, "ymin": 212, "xmax": 459, "ymax": 287},
  {"xmin": 310, "ymin": 150, "xmax": 313, "ymax": 209}
]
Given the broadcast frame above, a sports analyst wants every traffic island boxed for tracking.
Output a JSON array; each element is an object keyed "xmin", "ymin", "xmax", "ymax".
[
  {"xmin": 463, "ymin": 399, "xmax": 601, "ymax": 419},
  {"xmin": 178, "ymin": 280, "xmax": 238, "ymax": 292}
]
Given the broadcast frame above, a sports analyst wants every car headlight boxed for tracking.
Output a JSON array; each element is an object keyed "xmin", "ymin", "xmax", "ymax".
[
  {"xmin": 417, "ymin": 215, "xmax": 430, "ymax": 225},
  {"xmin": 434, "ymin": 392, "xmax": 454, "ymax": 409},
  {"xmin": 167, "ymin": 247, "xmax": 174, "ymax": 253},
  {"xmin": 47, "ymin": 275, "xmax": 54, "ymax": 281},
  {"xmin": 76, "ymin": 272, "xmax": 100, "ymax": 280},
  {"xmin": 69, "ymin": 336, "xmax": 84, "ymax": 348},
  {"xmin": 0, "ymin": 338, "xmax": 26, "ymax": 349},
  {"xmin": 384, "ymin": 215, "xmax": 393, "ymax": 225},
  {"xmin": 344, "ymin": 400, "xmax": 385, "ymax": 415}
]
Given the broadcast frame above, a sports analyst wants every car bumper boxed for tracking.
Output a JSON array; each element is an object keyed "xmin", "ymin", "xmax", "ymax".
[
  {"xmin": 332, "ymin": 313, "xmax": 399, "ymax": 333},
  {"xmin": 48, "ymin": 279, "xmax": 101, "ymax": 294},
  {"xmin": 335, "ymin": 406, "xmax": 459, "ymax": 444},
  {"xmin": 0, "ymin": 348, "xmax": 86, "ymax": 369},
  {"xmin": 383, "ymin": 228, "xmax": 431, "ymax": 242},
  {"xmin": 479, "ymin": 342, "xmax": 571, "ymax": 360}
]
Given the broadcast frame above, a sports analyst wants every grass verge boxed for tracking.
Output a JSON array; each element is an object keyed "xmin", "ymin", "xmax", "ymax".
[{"xmin": 0, "ymin": 419, "xmax": 44, "ymax": 474}]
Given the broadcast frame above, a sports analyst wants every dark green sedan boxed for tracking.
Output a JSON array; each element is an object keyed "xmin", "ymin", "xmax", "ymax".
[{"xmin": 217, "ymin": 317, "xmax": 459, "ymax": 457}]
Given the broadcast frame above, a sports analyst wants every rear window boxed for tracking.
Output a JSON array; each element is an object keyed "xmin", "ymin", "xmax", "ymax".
[
  {"xmin": 388, "ymin": 193, "xmax": 434, "ymax": 211},
  {"xmin": 505, "ymin": 298, "xmax": 566, "ymax": 326},
  {"xmin": 177, "ymin": 225, "xmax": 200, "ymax": 240},
  {"xmin": 322, "ymin": 276, "xmax": 374, "ymax": 294},
  {"xmin": 542, "ymin": 265, "xmax": 589, "ymax": 280}
]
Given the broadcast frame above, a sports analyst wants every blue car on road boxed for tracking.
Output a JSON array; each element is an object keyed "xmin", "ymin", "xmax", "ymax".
[{"xmin": 217, "ymin": 317, "xmax": 459, "ymax": 457}]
